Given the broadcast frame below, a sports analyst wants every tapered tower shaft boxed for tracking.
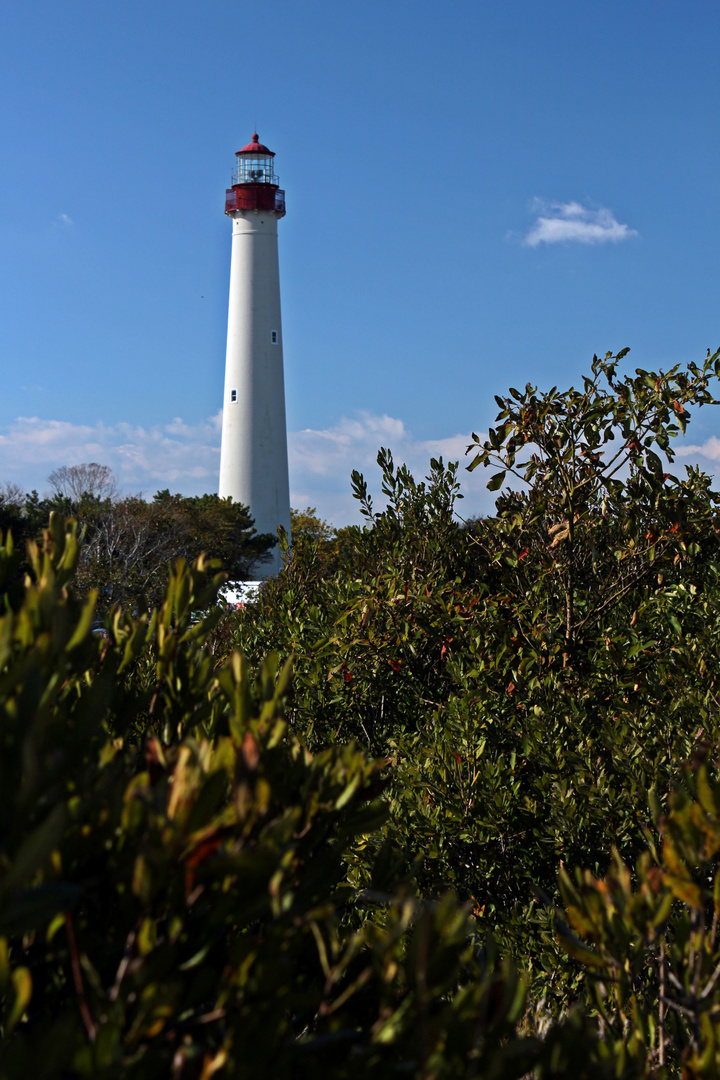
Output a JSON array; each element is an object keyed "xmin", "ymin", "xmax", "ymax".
[{"xmin": 218, "ymin": 133, "xmax": 290, "ymax": 578}]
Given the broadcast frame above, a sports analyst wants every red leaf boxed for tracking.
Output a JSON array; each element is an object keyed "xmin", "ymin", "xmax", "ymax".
[
  {"xmin": 241, "ymin": 731, "xmax": 260, "ymax": 771},
  {"xmin": 518, "ymin": 548, "xmax": 529, "ymax": 560},
  {"xmin": 184, "ymin": 829, "xmax": 230, "ymax": 896},
  {"xmin": 145, "ymin": 737, "xmax": 166, "ymax": 786}
]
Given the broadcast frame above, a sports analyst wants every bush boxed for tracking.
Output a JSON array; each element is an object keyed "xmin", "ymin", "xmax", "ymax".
[
  {"xmin": 5, "ymin": 349, "xmax": 720, "ymax": 1076},
  {"xmin": 236, "ymin": 350, "xmax": 720, "ymax": 1011},
  {"xmin": 0, "ymin": 517, "xmax": 574, "ymax": 1079}
]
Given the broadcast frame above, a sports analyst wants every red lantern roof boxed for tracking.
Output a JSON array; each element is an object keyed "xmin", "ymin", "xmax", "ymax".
[{"xmin": 236, "ymin": 132, "xmax": 275, "ymax": 157}]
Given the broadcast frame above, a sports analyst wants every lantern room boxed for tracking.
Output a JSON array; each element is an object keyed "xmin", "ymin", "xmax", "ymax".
[
  {"xmin": 235, "ymin": 133, "xmax": 278, "ymax": 185},
  {"xmin": 225, "ymin": 132, "xmax": 286, "ymax": 217}
]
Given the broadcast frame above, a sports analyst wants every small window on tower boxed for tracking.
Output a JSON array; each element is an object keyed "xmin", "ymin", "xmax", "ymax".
[
  {"xmin": 271, "ymin": 331, "xmax": 278, "ymax": 344},
  {"xmin": 231, "ymin": 389, "xmax": 237, "ymax": 402}
]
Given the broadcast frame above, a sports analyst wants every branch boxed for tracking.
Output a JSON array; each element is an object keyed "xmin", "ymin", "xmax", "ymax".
[{"xmin": 65, "ymin": 912, "xmax": 97, "ymax": 1041}]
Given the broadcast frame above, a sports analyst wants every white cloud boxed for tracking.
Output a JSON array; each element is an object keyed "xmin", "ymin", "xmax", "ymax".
[
  {"xmin": 522, "ymin": 200, "xmax": 637, "ymax": 247},
  {"xmin": 15, "ymin": 408, "xmax": 719, "ymax": 528},
  {"xmin": 56, "ymin": 213, "xmax": 73, "ymax": 226},
  {"xmin": 0, "ymin": 410, "xmax": 493, "ymax": 525},
  {"xmin": 0, "ymin": 414, "xmax": 222, "ymax": 497},
  {"xmin": 676, "ymin": 436, "xmax": 720, "ymax": 463},
  {"xmin": 289, "ymin": 412, "xmax": 491, "ymax": 522}
]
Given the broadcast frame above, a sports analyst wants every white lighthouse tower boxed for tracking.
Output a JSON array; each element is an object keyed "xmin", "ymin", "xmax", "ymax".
[{"xmin": 219, "ymin": 132, "xmax": 291, "ymax": 578}]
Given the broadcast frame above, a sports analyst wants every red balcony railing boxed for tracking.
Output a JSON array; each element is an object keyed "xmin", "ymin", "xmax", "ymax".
[{"xmin": 225, "ymin": 185, "xmax": 286, "ymax": 217}]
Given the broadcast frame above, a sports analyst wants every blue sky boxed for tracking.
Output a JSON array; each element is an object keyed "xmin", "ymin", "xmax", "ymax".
[{"xmin": 1, "ymin": 0, "xmax": 719, "ymax": 523}]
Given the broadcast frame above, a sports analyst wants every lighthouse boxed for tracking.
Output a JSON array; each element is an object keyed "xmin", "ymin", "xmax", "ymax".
[{"xmin": 218, "ymin": 133, "xmax": 291, "ymax": 578}]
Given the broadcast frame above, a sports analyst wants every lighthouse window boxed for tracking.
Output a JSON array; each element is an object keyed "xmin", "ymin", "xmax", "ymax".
[
  {"xmin": 237, "ymin": 156, "xmax": 278, "ymax": 185},
  {"xmin": 271, "ymin": 331, "xmax": 278, "ymax": 344},
  {"xmin": 231, "ymin": 389, "xmax": 237, "ymax": 402}
]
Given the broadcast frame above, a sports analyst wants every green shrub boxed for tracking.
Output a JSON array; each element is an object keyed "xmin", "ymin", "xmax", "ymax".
[
  {"xmin": 0, "ymin": 518, "xmax": 567, "ymax": 1079},
  {"xmin": 556, "ymin": 750, "xmax": 720, "ymax": 1076},
  {"xmin": 5, "ymin": 346, "xmax": 720, "ymax": 1076},
  {"xmin": 236, "ymin": 350, "xmax": 720, "ymax": 1012}
]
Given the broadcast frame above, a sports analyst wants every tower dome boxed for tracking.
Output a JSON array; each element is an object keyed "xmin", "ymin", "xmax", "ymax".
[{"xmin": 237, "ymin": 132, "xmax": 275, "ymax": 156}]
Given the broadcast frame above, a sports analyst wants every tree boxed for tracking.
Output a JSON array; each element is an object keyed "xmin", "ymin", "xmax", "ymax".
[
  {"xmin": 47, "ymin": 463, "xmax": 119, "ymax": 503},
  {"xmin": 291, "ymin": 507, "xmax": 336, "ymax": 544},
  {"xmin": 0, "ymin": 477, "xmax": 277, "ymax": 613},
  {"xmin": 153, "ymin": 491, "xmax": 276, "ymax": 583},
  {"xmin": 0, "ymin": 485, "xmax": 24, "ymax": 548},
  {"xmin": 7, "ymin": 346, "xmax": 720, "ymax": 1074},
  {"xmin": 288, "ymin": 507, "xmax": 355, "ymax": 579},
  {"xmin": 74, "ymin": 492, "xmax": 275, "ymax": 612}
]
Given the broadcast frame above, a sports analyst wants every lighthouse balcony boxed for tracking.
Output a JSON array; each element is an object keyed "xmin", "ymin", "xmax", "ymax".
[{"xmin": 225, "ymin": 185, "xmax": 286, "ymax": 216}]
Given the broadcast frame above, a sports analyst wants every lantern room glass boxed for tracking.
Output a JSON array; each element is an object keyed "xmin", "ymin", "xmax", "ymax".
[{"xmin": 236, "ymin": 155, "xmax": 278, "ymax": 185}]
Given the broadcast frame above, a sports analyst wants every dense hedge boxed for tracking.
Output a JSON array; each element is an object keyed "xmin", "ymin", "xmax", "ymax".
[
  {"xmin": 237, "ymin": 353, "xmax": 720, "ymax": 986},
  {"xmin": 4, "ymin": 350, "xmax": 720, "ymax": 1075}
]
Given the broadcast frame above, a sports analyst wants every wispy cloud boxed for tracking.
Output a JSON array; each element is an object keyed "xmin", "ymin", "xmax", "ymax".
[
  {"xmin": 677, "ymin": 436, "xmax": 720, "ymax": 464},
  {"xmin": 11, "ymin": 409, "xmax": 717, "ymax": 526},
  {"xmin": 289, "ymin": 412, "xmax": 492, "ymax": 522},
  {"xmin": 0, "ymin": 414, "xmax": 222, "ymax": 496},
  {"xmin": 56, "ymin": 213, "xmax": 73, "ymax": 226},
  {"xmin": 0, "ymin": 411, "xmax": 493, "ymax": 525},
  {"xmin": 522, "ymin": 200, "xmax": 637, "ymax": 247}
]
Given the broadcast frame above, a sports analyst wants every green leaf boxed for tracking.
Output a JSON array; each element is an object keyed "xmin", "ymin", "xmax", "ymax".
[
  {"xmin": 555, "ymin": 919, "xmax": 605, "ymax": 969},
  {"xmin": 186, "ymin": 771, "xmax": 229, "ymax": 835},
  {"xmin": 487, "ymin": 471, "xmax": 506, "ymax": 491},
  {"xmin": 6, "ymin": 966, "xmax": 32, "ymax": 1034},
  {"xmin": 696, "ymin": 766, "xmax": 717, "ymax": 816},
  {"xmin": 336, "ymin": 772, "xmax": 362, "ymax": 810},
  {"xmin": 65, "ymin": 590, "xmax": 98, "ymax": 651}
]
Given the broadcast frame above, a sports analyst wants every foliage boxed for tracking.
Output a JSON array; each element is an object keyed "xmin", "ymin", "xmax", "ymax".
[
  {"xmin": 465, "ymin": 348, "xmax": 720, "ymax": 663},
  {"xmin": 555, "ymin": 749, "xmax": 720, "ymax": 1076},
  {"xmin": 0, "ymin": 475, "xmax": 275, "ymax": 612},
  {"xmin": 241, "ymin": 452, "xmax": 476, "ymax": 749},
  {"xmin": 291, "ymin": 507, "xmax": 336, "ymax": 546},
  {"xmin": 73, "ymin": 490, "xmax": 274, "ymax": 610},
  {"xmin": 236, "ymin": 350, "xmax": 720, "ymax": 1011},
  {"xmin": 5, "ymin": 350, "xmax": 720, "ymax": 1075},
  {"xmin": 289, "ymin": 506, "xmax": 355, "ymax": 580},
  {"xmin": 0, "ymin": 518, "xmax": 592, "ymax": 1079}
]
